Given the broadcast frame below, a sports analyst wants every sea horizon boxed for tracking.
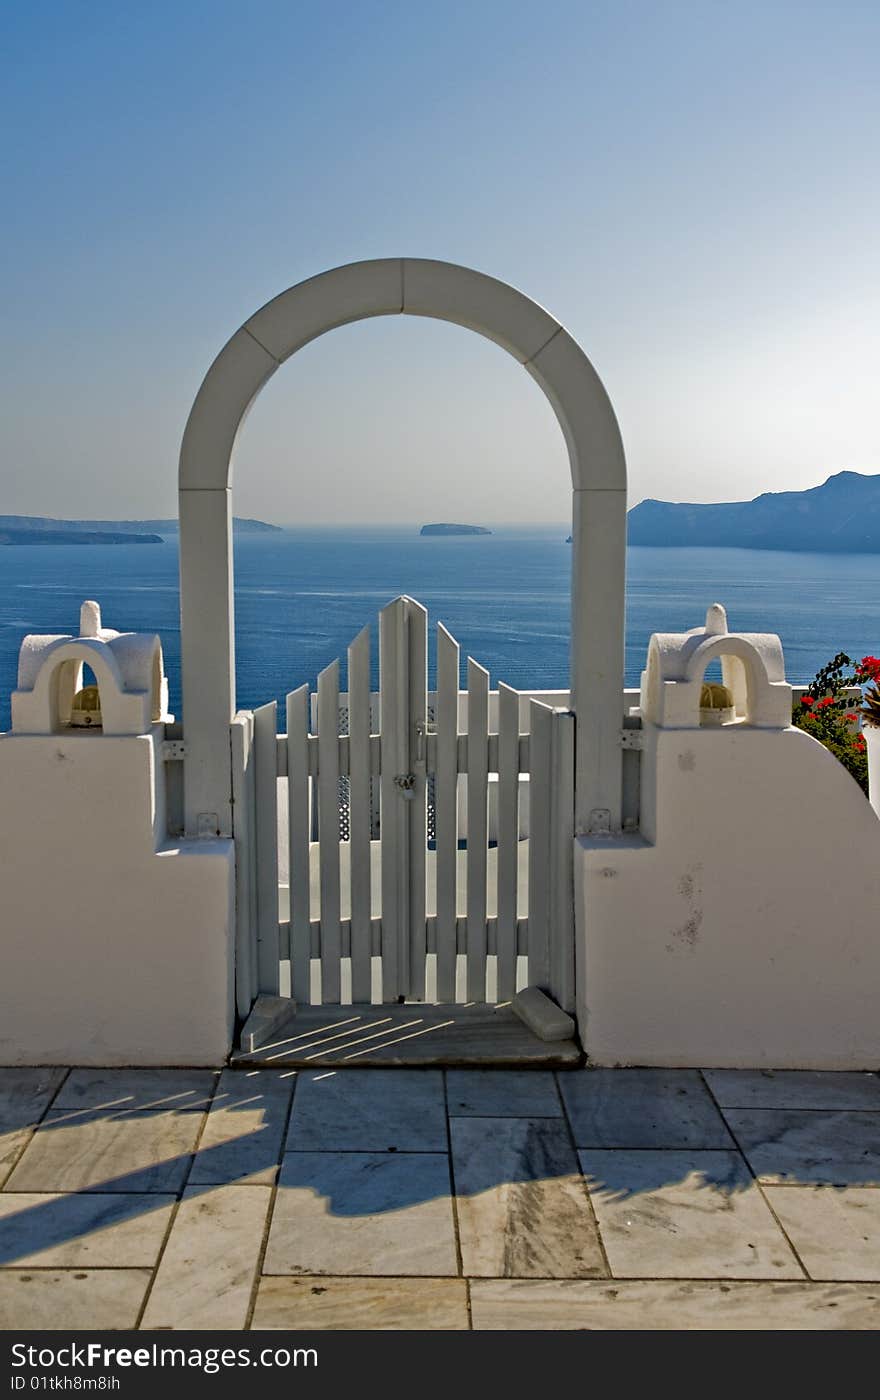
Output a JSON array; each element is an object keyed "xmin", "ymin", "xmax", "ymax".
[{"xmin": 1, "ymin": 524, "xmax": 878, "ymax": 730}]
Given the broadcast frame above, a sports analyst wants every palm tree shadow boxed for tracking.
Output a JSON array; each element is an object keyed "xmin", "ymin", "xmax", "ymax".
[{"xmin": 1, "ymin": 1070, "xmax": 879, "ymax": 1266}]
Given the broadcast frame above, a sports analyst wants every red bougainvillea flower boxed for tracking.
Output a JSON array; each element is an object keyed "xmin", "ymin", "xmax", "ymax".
[
  {"xmin": 857, "ymin": 656, "xmax": 880, "ymax": 682},
  {"xmin": 855, "ymin": 734, "xmax": 867, "ymax": 751},
  {"xmin": 801, "ymin": 695, "xmax": 814, "ymax": 706},
  {"xmin": 846, "ymin": 712, "xmax": 859, "ymax": 721},
  {"xmin": 818, "ymin": 696, "xmax": 836, "ymax": 708}
]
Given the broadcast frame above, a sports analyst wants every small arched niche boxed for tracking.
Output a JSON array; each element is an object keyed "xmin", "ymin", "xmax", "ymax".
[
  {"xmin": 640, "ymin": 604, "xmax": 793, "ymax": 730},
  {"xmin": 10, "ymin": 602, "xmax": 170, "ymax": 737}
]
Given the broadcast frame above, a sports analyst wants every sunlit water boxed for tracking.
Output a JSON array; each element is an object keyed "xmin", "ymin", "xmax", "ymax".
[{"xmin": 1, "ymin": 525, "xmax": 878, "ymax": 728}]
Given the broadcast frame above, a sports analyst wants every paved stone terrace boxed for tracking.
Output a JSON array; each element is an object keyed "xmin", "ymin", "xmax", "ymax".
[{"xmin": 1, "ymin": 1066, "xmax": 880, "ymax": 1330}]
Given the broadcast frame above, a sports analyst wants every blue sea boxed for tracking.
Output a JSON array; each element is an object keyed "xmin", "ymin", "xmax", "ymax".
[{"xmin": 1, "ymin": 525, "xmax": 879, "ymax": 729}]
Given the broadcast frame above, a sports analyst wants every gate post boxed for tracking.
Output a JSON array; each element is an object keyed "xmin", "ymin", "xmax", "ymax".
[
  {"xmin": 230, "ymin": 710, "xmax": 258, "ymax": 1018},
  {"xmin": 549, "ymin": 708, "xmax": 576, "ymax": 1013},
  {"xmin": 569, "ymin": 486, "xmax": 627, "ymax": 836},
  {"xmin": 527, "ymin": 702, "xmax": 576, "ymax": 1011},
  {"xmin": 179, "ymin": 483, "xmax": 238, "ymax": 838},
  {"xmin": 253, "ymin": 700, "xmax": 280, "ymax": 995}
]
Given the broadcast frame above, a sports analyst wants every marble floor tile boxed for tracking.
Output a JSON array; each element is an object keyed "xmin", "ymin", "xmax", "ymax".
[
  {"xmin": 560, "ymin": 1069, "xmax": 733, "ymax": 1149},
  {"xmin": 6, "ymin": 1110, "xmax": 202, "ymax": 1194},
  {"xmin": 264, "ymin": 1152, "xmax": 457, "ymax": 1276},
  {"xmin": 764, "ymin": 1186, "xmax": 880, "ymax": 1280},
  {"xmin": 0, "ymin": 1069, "xmax": 68, "ymax": 1130},
  {"xmin": 141, "ymin": 1184, "xmax": 272, "ymax": 1330},
  {"xmin": 580, "ymin": 1149, "xmax": 801, "ymax": 1279},
  {"xmin": 252, "ymin": 1276, "xmax": 469, "ymax": 1329},
  {"xmin": 0, "ymin": 1073, "xmax": 70, "ymax": 1189},
  {"xmin": 724, "ymin": 1109, "xmax": 880, "ymax": 1185},
  {"xmin": 451, "ymin": 1117, "xmax": 605, "ymax": 1278},
  {"xmin": 469, "ymin": 1278, "xmax": 880, "ymax": 1330},
  {"xmin": 446, "ymin": 1070, "xmax": 561, "ymax": 1118},
  {"xmin": 0, "ymin": 1269, "xmax": 151, "ymax": 1330},
  {"xmin": 286, "ymin": 1069, "xmax": 446, "ymax": 1152},
  {"xmin": 189, "ymin": 1071, "xmax": 294, "ymax": 1186},
  {"xmin": 703, "ymin": 1070, "xmax": 880, "ymax": 1111},
  {"xmin": 0, "ymin": 1193, "xmax": 174, "ymax": 1268},
  {"xmin": 54, "ymin": 1069, "xmax": 218, "ymax": 1114},
  {"xmin": 0, "ymin": 1129, "xmax": 34, "ymax": 1190},
  {"xmin": 212, "ymin": 1068, "xmax": 298, "ymax": 1101}
]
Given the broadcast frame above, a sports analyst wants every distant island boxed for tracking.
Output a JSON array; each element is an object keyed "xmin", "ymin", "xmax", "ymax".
[
  {"xmin": 0, "ymin": 527, "xmax": 162, "ymax": 546},
  {"xmin": 0, "ymin": 515, "xmax": 281, "ymax": 546},
  {"xmin": 627, "ymin": 471, "xmax": 880, "ymax": 553},
  {"xmin": 419, "ymin": 523, "xmax": 492, "ymax": 536}
]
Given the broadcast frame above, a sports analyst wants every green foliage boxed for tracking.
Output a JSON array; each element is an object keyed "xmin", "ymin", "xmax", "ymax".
[{"xmin": 791, "ymin": 650, "xmax": 875, "ymax": 796}]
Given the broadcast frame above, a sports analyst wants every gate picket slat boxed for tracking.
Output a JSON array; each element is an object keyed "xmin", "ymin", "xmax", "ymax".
[
  {"xmin": 527, "ymin": 699, "xmax": 552, "ymax": 991},
  {"xmin": 407, "ymin": 599, "xmax": 428, "ymax": 1001},
  {"xmin": 347, "ymin": 626, "xmax": 372, "ymax": 1003},
  {"xmin": 496, "ymin": 682, "xmax": 520, "ymax": 1002},
  {"xmin": 465, "ymin": 657, "xmax": 490, "ymax": 1002},
  {"xmin": 550, "ymin": 709, "xmax": 576, "ymax": 1013},
  {"xmin": 286, "ymin": 684, "xmax": 311, "ymax": 1003},
  {"xmin": 434, "ymin": 623, "xmax": 460, "ymax": 1002},
  {"xmin": 378, "ymin": 599, "xmax": 402, "ymax": 1001},
  {"xmin": 253, "ymin": 700, "xmax": 280, "ymax": 995},
  {"xmin": 231, "ymin": 713, "xmax": 256, "ymax": 1018},
  {"xmin": 317, "ymin": 660, "xmax": 342, "ymax": 1003}
]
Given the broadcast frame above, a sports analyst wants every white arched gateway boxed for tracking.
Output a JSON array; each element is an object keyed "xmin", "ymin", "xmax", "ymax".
[{"xmin": 178, "ymin": 258, "xmax": 627, "ymax": 845}]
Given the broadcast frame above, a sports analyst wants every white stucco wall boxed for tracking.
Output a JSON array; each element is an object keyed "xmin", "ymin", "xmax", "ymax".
[
  {"xmin": 578, "ymin": 723, "xmax": 880, "ymax": 1069},
  {"xmin": 0, "ymin": 729, "xmax": 235, "ymax": 1066}
]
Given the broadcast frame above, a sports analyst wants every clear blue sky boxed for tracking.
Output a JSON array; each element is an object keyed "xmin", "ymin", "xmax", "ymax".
[{"xmin": 1, "ymin": 1, "xmax": 878, "ymax": 523}]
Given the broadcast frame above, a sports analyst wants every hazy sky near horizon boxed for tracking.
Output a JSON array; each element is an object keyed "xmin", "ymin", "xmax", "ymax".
[{"xmin": 1, "ymin": 1, "xmax": 878, "ymax": 525}]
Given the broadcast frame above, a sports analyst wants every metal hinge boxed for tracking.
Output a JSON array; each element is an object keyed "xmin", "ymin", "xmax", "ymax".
[
  {"xmin": 620, "ymin": 730, "xmax": 643, "ymax": 750},
  {"xmin": 161, "ymin": 740, "xmax": 186, "ymax": 761}
]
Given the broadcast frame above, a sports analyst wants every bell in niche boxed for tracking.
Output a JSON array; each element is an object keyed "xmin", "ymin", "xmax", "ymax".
[
  {"xmin": 69, "ymin": 684, "xmax": 102, "ymax": 729},
  {"xmin": 699, "ymin": 681, "xmax": 735, "ymax": 727}
]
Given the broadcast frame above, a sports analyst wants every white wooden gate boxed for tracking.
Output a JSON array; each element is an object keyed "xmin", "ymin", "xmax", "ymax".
[{"xmin": 231, "ymin": 596, "xmax": 574, "ymax": 1015}]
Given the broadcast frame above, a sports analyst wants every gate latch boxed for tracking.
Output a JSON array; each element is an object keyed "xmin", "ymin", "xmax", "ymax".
[
  {"xmin": 394, "ymin": 773, "xmax": 416, "ymax": 801},
  {"xmin": 414, "ymin": 717, "xmax": 434, "ymax": 763}
]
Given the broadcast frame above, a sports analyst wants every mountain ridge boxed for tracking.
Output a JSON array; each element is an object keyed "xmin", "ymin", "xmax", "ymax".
[{"xmin": 627, "ymin": 471, "xmax": 880, "ymax": 552}]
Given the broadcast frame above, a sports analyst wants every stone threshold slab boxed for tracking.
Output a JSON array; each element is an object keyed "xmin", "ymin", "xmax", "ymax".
[{"xmin": 231, "ymin": 1002, "xmax": 583, "ymax": 1068}]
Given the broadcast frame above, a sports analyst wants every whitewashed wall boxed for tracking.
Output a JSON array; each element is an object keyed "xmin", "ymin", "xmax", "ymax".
[
  {"xmin": 0, "ymin": 729, "xmax": 235, "ymax": 1066},
  {"xmin": 577, "ymin": 723, "xmax": 880, "ymax": 1068}
]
